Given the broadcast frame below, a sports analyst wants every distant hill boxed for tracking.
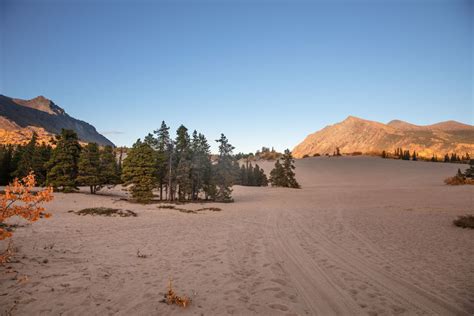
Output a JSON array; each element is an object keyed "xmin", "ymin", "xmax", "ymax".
[
  {"xmin": 292, "ymin": 116, "xmax": 474, "ymax": 159},
  {"xmin": 0, "ymin": 95, "xmax": 114, "ymax": 146}
]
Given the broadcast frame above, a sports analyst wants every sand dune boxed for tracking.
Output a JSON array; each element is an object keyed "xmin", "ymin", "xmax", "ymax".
[{"xmin": 1, "ymin": 157, "xmax": 473, "ymax": 315}]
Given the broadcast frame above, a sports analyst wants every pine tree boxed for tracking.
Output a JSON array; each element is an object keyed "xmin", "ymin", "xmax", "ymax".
[
  {"xmin": 77, "ymin": 143, "xmax": 101, "ymax": 194},
  {"xmin": 34, "ymin": 143, "xmax": 52, "ymax": 186},
  {"xmin": 0, "ymin": 145, "xmax": 14, "ymax": 185},
  {"xmin": 213, "ymin": 133, "xmax": 235, "ymax": 202},
  {"xmin": 450, "ymin": 153, "xmax": 457, "ymax": 162},
  {"xmin": 46, "ymin": 129, "xmax": 81, "ymax": 192},
  {"xmin": 190, "ymin": 131, "xmax": 213, "ymax": 200},
  {"xmin": 281, "ymin": 149, "xmax": 300, "ymax": 188},
  {"xmin": 239, "ymin": 164, "xmax": 248, "ymax": 185},
  {"xmin": 154, "ymin": 121, "xmax": 171, "ymax": 200},
  {"xmin": 254, "ymin": 164, "xmax": 268, "ymax": 186},
  {"xmin": 121, "ymin": 140, "xmax": 156, "ymax": 202},
  {"xmin": 270, "ymin": 160, "xmax": 285, "ymax": 187},
  {"xmin": 465, "ymin": 159, "xmax": 474, "ymax": 179},
  {"xmin": 100, "ymin": 145, "xmax": 120, "ymax": 186},
  {"xmin": 412, "ymin": 151, "xmax": 417, "ymax": 161},
  {"xmin": 175, "ymin": 125, "xmax": 192, "ymax": 200},
  {"xmin": 444, "ymin": 153, "xmax": 450, "ymax": 163},
  {"xmin": 381, "ymin": 150, "xmax": 387, "ymax": 159},
  {"xmin": 247, "ymin": 163, "xmax": 256, "ymax": 186},
  {"xmin": 13, "ymin": 132, "xmax": 38, "ymax": 179}
]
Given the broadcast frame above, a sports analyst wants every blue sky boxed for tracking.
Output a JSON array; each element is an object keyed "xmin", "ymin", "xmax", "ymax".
[{"xmin": 1, "ymin": 0, "xmax": 472, "ymax": 153}]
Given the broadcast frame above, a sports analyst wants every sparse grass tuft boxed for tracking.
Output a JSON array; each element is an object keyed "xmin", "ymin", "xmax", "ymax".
[
  {"xmin": 73, "ymin": 207, "xmax": 137, "ymax": 217},
  {"xmin": 453, "ymin": 215, "xmax": 474, "ymax": 229}
]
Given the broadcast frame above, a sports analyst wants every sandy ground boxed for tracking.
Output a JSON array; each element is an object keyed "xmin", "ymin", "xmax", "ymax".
[{"xmin": 1, "ymin": 157, "xmax": 473, "ymax": 315}]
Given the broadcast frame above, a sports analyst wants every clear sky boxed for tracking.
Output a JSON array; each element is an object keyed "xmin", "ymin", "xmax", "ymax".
[{"xmin": 1, "ymin": 0, "xmax": 472, "ymax": 153}]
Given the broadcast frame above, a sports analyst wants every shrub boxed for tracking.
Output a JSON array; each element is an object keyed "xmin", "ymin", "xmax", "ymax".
[
  {"xmin": 0, "ymin": 173, "xmax": 53, "ymax": 241},
  {"xmin": 444, "ymin": 175, "xmax": 474, "ymax": 185},
  {"xmin": 453, "ymin": 215, "xmax": 474, "ymax": 229}
]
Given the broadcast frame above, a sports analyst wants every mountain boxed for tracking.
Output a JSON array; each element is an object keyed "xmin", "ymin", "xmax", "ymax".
[
  {"xmin": 292, "ymin": 116, "xmax": 474, "ymax": 159},
  {"xmin": 0, "ymin": 95, "xmax": 114, "ymax": 146}
]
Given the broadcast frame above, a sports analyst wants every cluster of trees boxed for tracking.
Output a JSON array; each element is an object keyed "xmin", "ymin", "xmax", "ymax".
[
  {"xmin": 270, "ymin": 150, "xmax": 300, "ymax": 188},
  {"xmin": 381, "ymin": 148, "xmax": 471, "ymax": 163},
  {"xmin": 0, "ymin": 130, "xmax": 120, "ymax": 192},
  {"xmin": 234, "ymin": 146, "xmax": 281, "ymax": 161},
  {"xmin": 121, "ymin": 122, "xmax": 238, "ymax": 203},
  {"xmin": 0, "ymin": 134, "xmax": 52, "ymax": 186},
  {"xmin": 387, "ymin": 148, "xmax": 418, "ymax": 160},
  {"xmin": 441, "ymin": 152, "xmax": 469, "ymax": 163},
  {"xmin": 0, "ymin": 125, "xmax": 302, "ymax": 203},
  {"xmin": 237, "ymin": 163, "xmax": 268, "ymax": 186}
]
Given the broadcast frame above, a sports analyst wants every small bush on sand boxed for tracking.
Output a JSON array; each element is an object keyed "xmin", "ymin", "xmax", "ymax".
[
  {"xmin": 0, "ymin": 173, "xmax": 53, "ymax": 264},
  {"xmin": 164, "ymin": 279, "xmax": 191, "ymax": 308},
  {"xmin": 73, "ymin": 207, "xmax": 137, "ymax": 217},
  {"xmin": 1, "ymin": 173, "xmax": 54, "ymax": 241},
  {"xmin": 444, "ymin": 169, "xmax": 474, "ymax": 185},
  {"xmin": 453, "ymin": 215, "xmax": 474, "ymax": 229}
]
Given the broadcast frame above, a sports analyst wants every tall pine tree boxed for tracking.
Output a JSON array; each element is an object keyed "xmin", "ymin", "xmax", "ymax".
[
  {"xmin": 46, "ymin": 129, "xmax": 81, "ymax": 192},
  {"xmin": 214, "ymin": 134, "xmax": 235, "ymax": 202},
  {"xmin": 121, "ymin": 140, "xmax": 156, "ymax": 202},
  {"xmin": 77, "ymin": 142, "xmax": 101, "ymax": 194}
]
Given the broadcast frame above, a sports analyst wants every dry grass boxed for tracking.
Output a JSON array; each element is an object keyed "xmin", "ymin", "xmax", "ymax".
[
  {"xmin": 444, "ymin": 176, "xmax": 474, "ymax": 185},
  {"xmin": 72, "ymin": 207, "xmax": 137, "ymax": 217},
  {"xmin": 163, "ymin": 279, "xmax": 191, "ymax": 308},
  {"xmin": 453, "ymin": 215, "xmax": 474, "ymax": 229}
]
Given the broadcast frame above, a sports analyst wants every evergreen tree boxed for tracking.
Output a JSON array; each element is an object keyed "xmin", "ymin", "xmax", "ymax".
[
  {"xmin": 190, "ymin": 131, "xmax": 212, "ymax": 200},
  {"xmin": 13, "ymin": 132, "xmax": 38, "ymax": 179},
  {"xmin": 381, "ymin": 150, "xmax": 387, "ymax": 158},
  {"xmin": 281, "ymin": 149, "xmax": 300, "ymax": 188},
  {"xmin": 247, "ymin": 162, "xmax": 256, "ymax": 186},
  {"xmin": 200, "ymin": 133, "xmax": 215, "ymax": 200},
  {"xmin": 464, "ymin": 159, "xmax": 474, "ymax": 179},
  {"xmin": 0, "ymin": 145, "xmax": 14, "ymax": 185},
  {"xmin": 270, "ymin": 160, "xmax": 285, "ymax": 187},
  {"xmin": 450, "ymin": 153, "xmax": 457, "ymax": 162},
  {"xmin": 239, "ymin": 164, "xmax": 248, "ymax": 185},
  {"xmin": 77, "ymin": 143, "xmax": 101, "ymax": 194},
  {"xmin": 34, "ymin": 143, "xmax": 52, "ymax": 185},
  {"xmin": 100, "ymin": 145, "xmax": 120, "ymax": 186},
  {"xmin": 154, "ymin": 121, "xmax": 171, "ymax": 200},
  {"xmin": 213, "ymin": 133, "xmax": 235, "ymax": 202},
  {"xmin": 121, "ymin": 140, "xmax": 156, "ymax": 202},
  {"xmin": 444, "ymin": 153, "xmax": 450, "ymax": 163},
  {"xmin": 175, "ymin": 125, "xmax": 192, "ymax": 200},
  {"xmin": 254, "ymin": 164, "xmax": 268, "ymax": 186},
  {"xmin": 412, "ymin": 151, "xmax": 417, "ymax": 161},
  {"xmin": 46, "ymin": 129, "xmax": 81, "ymax": 192}
]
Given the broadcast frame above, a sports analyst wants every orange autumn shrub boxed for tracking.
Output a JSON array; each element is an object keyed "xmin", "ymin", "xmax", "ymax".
[{"xmin": 0, "ymin": 172, "xmax": 54, "ymax": 241}]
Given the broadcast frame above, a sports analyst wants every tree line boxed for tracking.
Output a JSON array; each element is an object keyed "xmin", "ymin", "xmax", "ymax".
[
  {"xmin": 381, "ymin": 148, "xmax": 471, "ymax": 163},
  {"xmin": 0, "ymin": 124, "xmax": 301, "ymax": 203}
]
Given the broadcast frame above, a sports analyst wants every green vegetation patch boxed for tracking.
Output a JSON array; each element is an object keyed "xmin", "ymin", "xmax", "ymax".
[{"xmin": 72, "ymin": 207, "xmax": 137, "ymax": 217}]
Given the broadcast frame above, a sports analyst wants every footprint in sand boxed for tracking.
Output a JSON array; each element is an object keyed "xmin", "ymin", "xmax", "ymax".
[
  {"xmin": 269, "ymin": 303, "xmax": 289, "ymax": 311},
  {"xmin": 270, "ymin": 278, "xmax": 287, "ymax": 286}
]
